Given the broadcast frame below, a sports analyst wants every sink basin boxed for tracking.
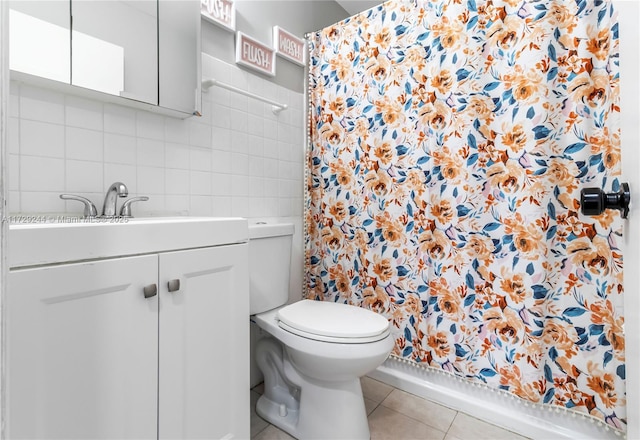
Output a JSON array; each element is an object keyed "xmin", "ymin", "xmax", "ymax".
[{"xmin": 9, "ymin": 216, "xmax": 248, "ymax": 268}]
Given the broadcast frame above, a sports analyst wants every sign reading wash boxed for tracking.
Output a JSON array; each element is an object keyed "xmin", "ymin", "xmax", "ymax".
[
  {"xmin": 273, "ymin": 26, "xmax": 305, "ymax": 66},
  {"xmin": 235, "ymin": 32, "xmax": 275, "ymax": 77},
  {"xmin": 201, "ymin": 0, "xmax": 235, "ymax": 31}
]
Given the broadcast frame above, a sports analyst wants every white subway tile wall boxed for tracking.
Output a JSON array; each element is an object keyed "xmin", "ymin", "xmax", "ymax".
[{"xmin": 8, "ymin": 54, "xmax": 306, "ymax": 219}]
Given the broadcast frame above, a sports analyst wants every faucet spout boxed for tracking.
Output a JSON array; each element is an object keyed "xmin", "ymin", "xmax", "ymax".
[{"xmin": 101, "ymin": 182, "xmax": 128, "ymax": 217}]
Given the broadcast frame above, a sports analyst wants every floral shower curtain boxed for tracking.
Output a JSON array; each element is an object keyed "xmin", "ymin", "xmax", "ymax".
[{"xmin": 305, "ymin": 0, "xmax": 625, "ymax": 431}]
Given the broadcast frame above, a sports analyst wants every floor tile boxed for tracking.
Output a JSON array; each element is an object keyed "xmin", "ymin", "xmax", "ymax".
[
  {"xmin": 368, "ymin": 406, "xmax": 446, "ymax": 440},
  {"xmin": 251, "ymin": 390, "xmax": 270, "ymax": 438},
  {"xmin": 251, "ymin": 424, "xmax": 296, "ymax": 440},
  {"xmin": 381, "ymin": 388, "xmax": 457, "ymax": 433},
  {"xmin": 361, "ymin": 376, "xmax": 394, "ymax": 404},
  {"xmin": 364, "ymin": 396, "xmax": 379, "ymax": 415},
  {"xmin": 447, "ymin": 413, "xmax": 531, "ymax": 440}
]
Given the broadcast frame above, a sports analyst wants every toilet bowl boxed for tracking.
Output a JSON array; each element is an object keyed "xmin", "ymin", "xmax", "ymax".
[{"xmin": 249, "ymin": 223, "xmax": 394, "ymax": 439}]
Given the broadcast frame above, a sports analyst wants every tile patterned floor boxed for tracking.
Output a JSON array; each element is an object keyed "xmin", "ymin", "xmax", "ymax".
[{"xmin": 251, "ymin": 376, "xmax": 531, "ymax": 440}]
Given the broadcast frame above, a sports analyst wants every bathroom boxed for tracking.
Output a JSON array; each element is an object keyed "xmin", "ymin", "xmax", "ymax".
[{"xmin": 1, "ymin": 0, "xmax": 639, "ymax": 439}]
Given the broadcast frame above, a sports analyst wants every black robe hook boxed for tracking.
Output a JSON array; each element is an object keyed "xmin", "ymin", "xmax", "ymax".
[{"xmin": 580, "ymin": 183, "xmax": 630, "ymax": 219}]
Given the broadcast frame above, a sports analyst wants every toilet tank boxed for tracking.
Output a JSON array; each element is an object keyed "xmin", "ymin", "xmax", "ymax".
[{"xmin": 249, "ymin": 223, "xmax": 294, "ymax": 315}]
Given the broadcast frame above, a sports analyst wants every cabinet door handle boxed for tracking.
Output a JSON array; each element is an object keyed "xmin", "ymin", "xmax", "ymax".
[
  {"xmin": 143, "ymin": 283, "xmax": 158, "ymax": 298},
  {"xmin": 167, "ymin": 279, "xmax": 181, "ymax": 292}
]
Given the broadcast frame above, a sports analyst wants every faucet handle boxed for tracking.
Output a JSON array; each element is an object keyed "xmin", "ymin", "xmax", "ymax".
[
  {"xmin": 60, "ymin": 194, "xmax": 98, "ymax": 218},
  {"xmin": 120, "ymin": 196, "xmax": 149, "ymax": 218}
]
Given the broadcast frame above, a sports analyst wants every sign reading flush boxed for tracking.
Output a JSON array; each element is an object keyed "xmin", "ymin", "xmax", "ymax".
[
  {"xmin": 235, "ymin": 32, "xmax": 276, "ymax": 77},
  {"xmin": 273, "ymin": 26, "xmax": 306, "ymax": 66},
  {"xmin": 201, "ymin": 0, "xmax": 235, "ymax": 31}
]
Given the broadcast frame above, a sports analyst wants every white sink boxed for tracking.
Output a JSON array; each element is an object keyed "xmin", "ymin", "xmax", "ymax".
[{"xmin": 9, "ymin": 216, "xmax": 248, "ymax": 268}]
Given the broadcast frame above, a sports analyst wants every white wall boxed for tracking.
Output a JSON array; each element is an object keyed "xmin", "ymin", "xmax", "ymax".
[{"xmin": 617, "ymin": 0, "xmax": 640, "ymax": 438}]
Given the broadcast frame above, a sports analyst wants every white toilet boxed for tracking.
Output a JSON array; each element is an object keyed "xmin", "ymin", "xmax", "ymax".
[{"xmin": 249, "ymin": 222, "xmax": 394, "ymax": 440}]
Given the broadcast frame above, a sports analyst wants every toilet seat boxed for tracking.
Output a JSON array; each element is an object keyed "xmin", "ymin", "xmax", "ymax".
[{"xmin": 276, "ymin": 300, "xmax": 390, "ymax": 344}]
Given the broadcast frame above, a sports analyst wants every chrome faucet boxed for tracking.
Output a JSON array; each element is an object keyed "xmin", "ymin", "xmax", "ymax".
[{"xmin": 101, "ymin": 182, "xmax": 128, "ymax": 217}]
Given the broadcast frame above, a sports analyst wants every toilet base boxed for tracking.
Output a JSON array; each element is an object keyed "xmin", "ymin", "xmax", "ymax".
[
  {"xmin": 256, "ymin": 375, "xmax": 370, "ymax": 440},
  {"xmin": 255, "ymin": 336, "xmax": 370, "ymax": 439}
]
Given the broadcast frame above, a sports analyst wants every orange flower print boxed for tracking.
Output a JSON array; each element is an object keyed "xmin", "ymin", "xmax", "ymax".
[
  {"xmin": 405, "ymin": 168, "xmax": 427, "ymax": 196},
  {"xmin": 405, "ymin": 45, "xmax": 428, "ymax": 74},
  {"xmin": 431, "ymin": 17, "xmax": 465, "ymax": 51},
  {"xmin": 432, "ymin": 146, "xmax": 466, "ymax": 184},
  {"xmin": 419, "ymin": 100, "xmax": 451, "ymax": 131},
  {"xmin": 323, "ymin": 25, "xmax": 341, "ymax": 43},
  {"xmin": 487, "ymin": 15, "xmax": 522, "ymax": 50},
  {"xmin": 466, "ymin": 234, "xmax": 495, "ymax": 262},
  {"xmin": 484, "ymin": 307, "xmax": 524, "ymax": 344},
  {"xmin": 354, "ymin": 228, "xmax": 370, "ymax": 250},
  {"xmin": 466, "ymin": 94, "xmax": 495, "ymax": 122},
  {"xmin": 373, "ymin": 26, "xmax": 393, "ymax": 52},
  {"xmin": 589, "ymin": 301, "xmax": 625, "ymax": 356},
  {"xmin": 498, "ymin": 364, "xmax": 544, "ymax": 404},
  {"xmin": 568, "ymin": 70, "xmax": 610, "ymax": 109},
  {"xmin": 328, "ymin": 264, "xmax": 351, "ymax": 294},
  {"xmin": 372, "ymin": 254, "xmax": 394, "ymax": 283},
  {"xmin": 542, "ymin": 320, "xmax": 578, "ymax": 357},
  {"xmin": 431, "ymin": 278, "xmax": 462, "ymax": 318},
  {"xmin": 587, "ymin": 361, "xmax": 619, "ymax": 409},
  {"xmin": 566, "ymin": 236, "xmax": 612, "ymax": 276},
  {"xmin": 487, "ymin": 160, "xmax": 525, "ymax": 194},
  {"xmin": 427, "ymin": 329, "xmax": 453, "ymax": 360},
  {"xmin": 502, "ymin": 66, "xmax": 543, "ymax": 104},
  {"xmin": 547, "ymin": 158, "xmax": 579, "ymax": 189},
  {"xmin": 327, "ymin": 95, "xmax": 347, "ymax": 119},
  {"xmin": 354, "ymin": 117, "xmax": 371, "ymax": 142},
  {"xmin": 327, "ymin": 199, "xmax": 348, "ymax": 223},
  {"xmin": 430, "ymin": 196, "xmax": 455, "ymax": 226},
  {"xmin": 362, "ymin": 284, "xmax": 390, "ymax": 314},
  {"xmin": 589, "ymin": 128, "xmax": 621, "ymax": 172},
  {"xmin": 319, "ymin": 121, "xmax": 344, "ymax": 147},
  {"xmin": 373, "ymin": 139, "xmax": 394, "ymax": 167},
  {"xmin": 321, "ymin": 225, "xmax": 343, "ymax": 251},
  {"xmin": 375, "ymin": 211, "xmax": 404, "ymax": 244},
  {"xmin": 499, "ymin": 268, "xmax": 530, "ymax": 305},
  {"xmin": 586, "ymin": 25, "xmax": 611, "ymax": 62},
  {"xmin": 376, "ymin": 96, "xmax": 406, "ymax": 128},
  {"xmin": 430, "ymin": 68, "xmax": 454, "ymax": 95},
  {"xmin": 330, "ymin": 160, "xmax": 354, "ymax": 188},
  {"xmin": 364, "ymin": 168, "xmax": 392, "ymax": 197},
  {"xmin": 366, "ymin": 55, "xmax": 392, "ymax": 82},
  {"xmin": 418, "ymin": 228, "xmax": 450, "ymax": 260},
  {"xmin": 500, "ymin": 123, "xmax": 530, "ymax": 154},
  {"xmin": 513, "ymin": 225, "xmax": 544, "ymax": 259},
  {"xmin": 329, "ymin": 56, "xmax": 352, "ymax": 82},
  {"xmin": 547, "ymin": 1, "xmax": 578, "ymax": 33},
  {"xmin": 547, "ymin": 158, "xmax": 579, "ymax": 208}
]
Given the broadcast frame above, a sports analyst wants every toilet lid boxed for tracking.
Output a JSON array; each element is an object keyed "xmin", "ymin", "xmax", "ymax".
[{"xmin": 277, "ymin": 300, "xmax": 390, "ymax": 342}]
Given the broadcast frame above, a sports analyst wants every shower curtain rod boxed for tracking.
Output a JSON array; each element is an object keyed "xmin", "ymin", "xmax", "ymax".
[{"xmin": 201, "ymin": 78, "xmax": 288, "ymax": 115}]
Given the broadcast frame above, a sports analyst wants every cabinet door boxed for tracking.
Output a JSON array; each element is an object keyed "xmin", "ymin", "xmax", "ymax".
[
  {"xmin": 71, "ymin": 0, "xmax": 158, "ymax": 103},
  {"xmin": 7, "ymin": 255, "xmax": 159, "ymax": 439},
  {"xmin": 158, "ymin": 0, "xmax": 201, "ymax": 114},
  {"xmin": 159, "ymin": 244, "xmax": 250, "ymax": 439},
  {"xmin": 9, "ymin": 0, "xmax": 70, "ymax": 83}
]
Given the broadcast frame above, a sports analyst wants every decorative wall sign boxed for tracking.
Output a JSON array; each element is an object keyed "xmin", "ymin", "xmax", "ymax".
[
  {"xmin": 235, "ymin": 32, "xmax": 276, "ymax": 77},
  {"xmin": 273, "ymin": 26, "xmax": 306, "ymax": 66},
  {"xmin": 201, "ymin": 0, "xmax": 235, "ymax": 32}
]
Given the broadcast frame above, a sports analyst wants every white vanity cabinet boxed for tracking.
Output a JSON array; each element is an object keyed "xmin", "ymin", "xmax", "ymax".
[
  {"xmin": 159, "ymin": 245, "xmax": 249, "ymax": 439},
  {"xmin": 7, "ymin": 218, "xmax": 250, "ymax": 439},
  {"xmin": 8, "ymin": 255, "xmax": 159, "ymax": 439}
]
